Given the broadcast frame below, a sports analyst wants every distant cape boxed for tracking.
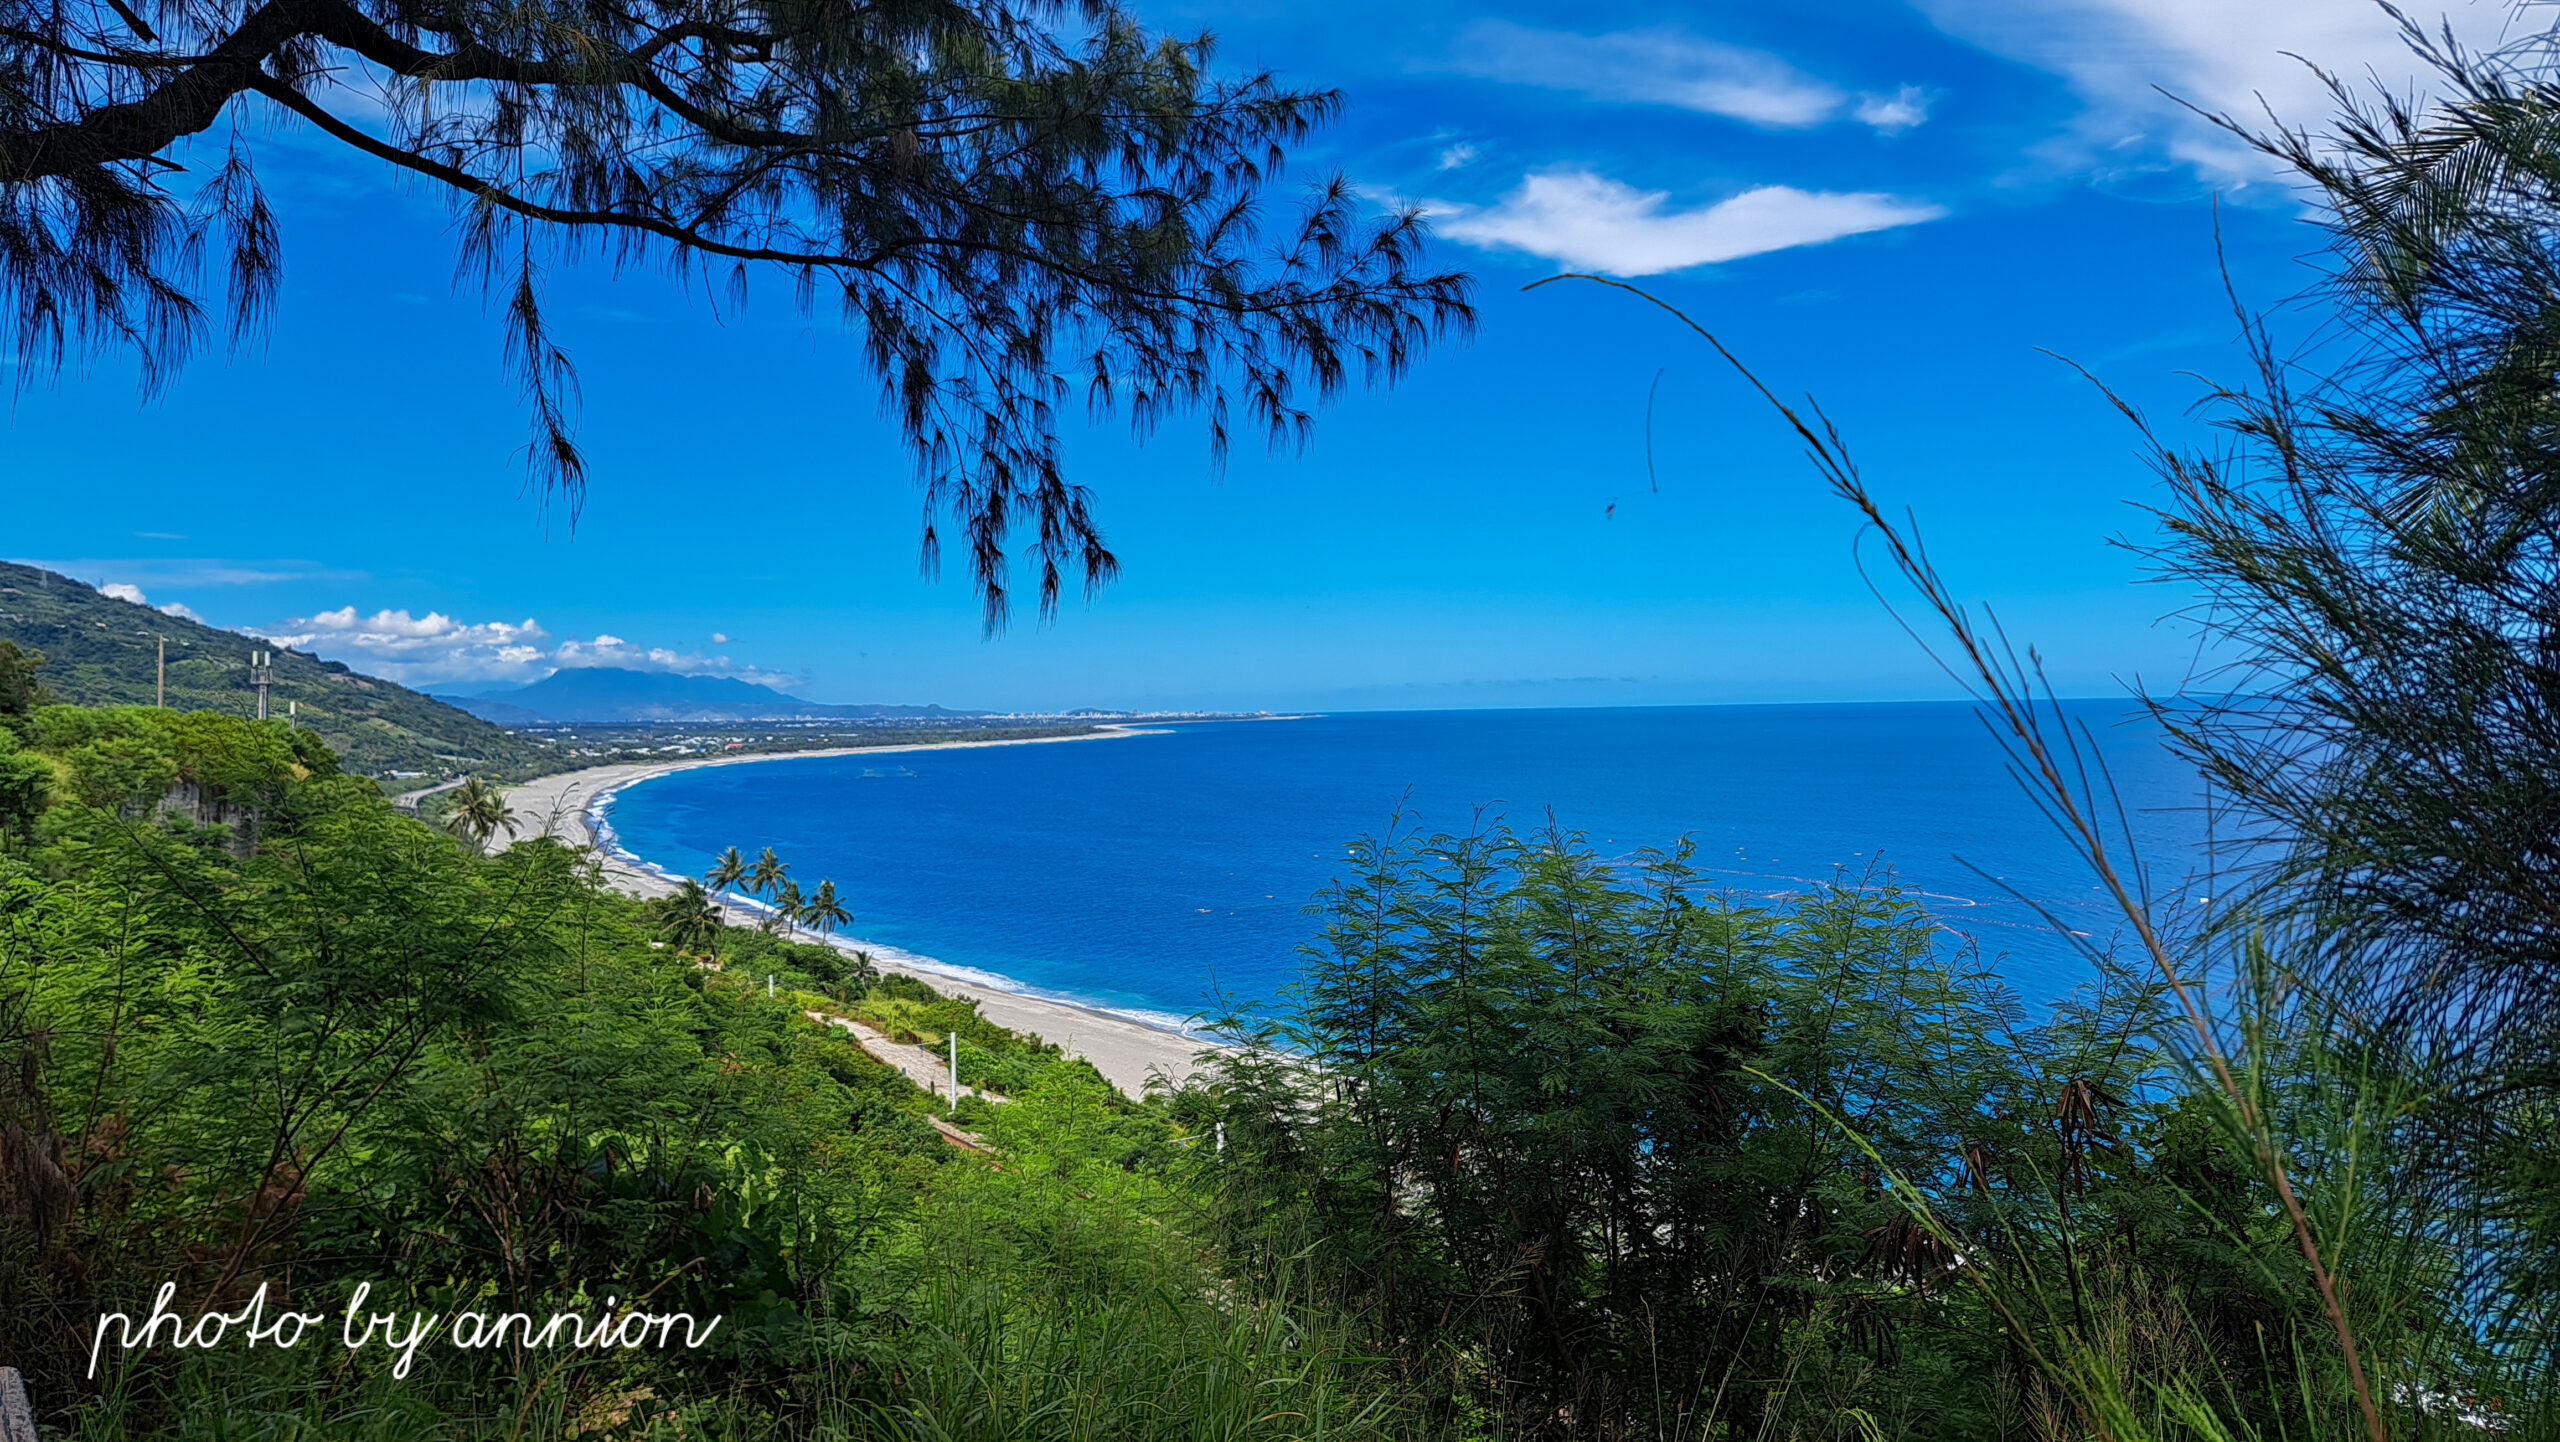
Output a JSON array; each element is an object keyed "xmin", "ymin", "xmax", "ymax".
[{"xmin": 432, "ymin": 667, "xmax": 988, "ymax": 724}]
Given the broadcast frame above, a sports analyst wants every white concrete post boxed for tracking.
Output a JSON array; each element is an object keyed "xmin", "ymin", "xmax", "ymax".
[{"xmin": 1, "ymin": 1365, "xmax": 36, "ymax": 1442}]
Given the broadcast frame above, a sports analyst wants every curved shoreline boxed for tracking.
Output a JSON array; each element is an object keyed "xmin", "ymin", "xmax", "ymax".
[{"xmin": 496, "ymin": 726, "xmax": 1226, "ymax": 1095}]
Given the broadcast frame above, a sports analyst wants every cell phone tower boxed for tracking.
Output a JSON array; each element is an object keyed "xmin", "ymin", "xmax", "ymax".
[{"xmin": 249, "ymin": 649, "xmax": 274, "ymax": 720}]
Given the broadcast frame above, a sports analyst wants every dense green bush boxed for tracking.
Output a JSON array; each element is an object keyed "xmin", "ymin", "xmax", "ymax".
[
  {"xmin": 0, "ymin": 748, "xmax": 48, "ymax": 836},
  {"xmin": 0, "ymin": 700, "xmax": 1395, "ymax": 1441},
  {"xmin": 24, "ymin": 706, "xmax": 309, "ymax": 815},
  {"xmin": 1175, "ymin": 821, "xmax": 2390, "ymax": 1441},
  {"xmin": 64, "ymin": 736, "xmax": 175, "ymax": 813}
]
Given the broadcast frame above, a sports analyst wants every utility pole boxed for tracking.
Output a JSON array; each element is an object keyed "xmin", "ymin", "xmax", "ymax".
[
  {"xmin": 155, "ymin": 636, "xmax": 165, "ymax": 707},
  {"xmin": 248, "ymin": 650, "xmax": 273, "ymax": 720},
  {"xmin": 948, "ymin": 1031, "xmax": 960, "ymax": 1115}
]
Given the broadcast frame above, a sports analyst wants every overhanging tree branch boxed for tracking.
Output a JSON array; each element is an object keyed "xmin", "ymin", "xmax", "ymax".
[{"xmin": 1, "ymin": 0, "xmax": 1474, "ymax": 624}]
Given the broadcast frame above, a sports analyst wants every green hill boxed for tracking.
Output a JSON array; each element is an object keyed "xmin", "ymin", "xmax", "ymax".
[{"xmin": 0, "ymin": 560, "xmax": 560, "ymax": 781}]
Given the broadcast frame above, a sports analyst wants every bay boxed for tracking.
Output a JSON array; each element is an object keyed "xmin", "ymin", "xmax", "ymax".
[{"xmin": 601, "ymin": 702, "xmax": 2218, "ymax": 1027}]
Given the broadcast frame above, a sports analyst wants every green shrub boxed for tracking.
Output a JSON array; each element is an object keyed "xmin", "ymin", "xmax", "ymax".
[
  {"xmin": 30, "ymin": 702, "xmax": 150, "ymax": 752},
  {"xmin": 0, "ymin": 747, "xmax": 50, "ymax": 835},
  {"xmin": 869, "ymin": 971, "xmax": 940, "ymax": 1006},
  {"xmin": 65, "ymin": 734, "xmax": 176, "ymax": 813},
  {"xmin": 152, "ymin": 709, "xmax": 300, "ymax": 796}
]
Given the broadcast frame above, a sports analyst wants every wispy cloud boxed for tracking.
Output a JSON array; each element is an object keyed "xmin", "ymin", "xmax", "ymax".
[
  {"xmin": 1913, "ymin": 0, "xmax": 2507, "ymax": 181},
  {"xmin": 1431, "ymin": 169, "xmax": 1946, "ymax": 275},
  {"xmin": 1436, "ymin": 141, "xmax": 1480, "ymax": 171},
  {"xmin": 252, "ymin": 604, "xmax": 796, "ymax": 690},
  {"xmin": 19, "ymin": 557, "xmax": 367, "ymax": 587},
  {"xmin": 1447, "ymin": 20, "xmax": 1924, "ymax": 133}
]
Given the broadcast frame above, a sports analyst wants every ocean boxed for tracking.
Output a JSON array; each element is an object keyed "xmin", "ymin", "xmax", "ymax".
[{"xmin": 600, "ymin": 702, "xmax": 2217, "ymax": 1030}]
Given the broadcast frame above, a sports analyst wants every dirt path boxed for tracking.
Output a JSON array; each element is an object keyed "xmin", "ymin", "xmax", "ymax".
[{"xmin": 808, "ymin": 1013, "xmax": 992, "ymax": 1108}]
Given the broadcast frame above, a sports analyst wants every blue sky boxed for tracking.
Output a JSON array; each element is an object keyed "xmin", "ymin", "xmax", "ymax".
[{"xmin": 5, "ymin": 0, "xmax": 2509, "ymax": 711}]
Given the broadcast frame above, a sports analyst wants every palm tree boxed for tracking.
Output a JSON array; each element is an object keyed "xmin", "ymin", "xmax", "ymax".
[
  {"xmin": 804, "ymin": 879, "xmax": 852, "ymax": 941},
  {"xmin": 656, "ymin": 879, "xmax": 723, "ymax": 958},
  {"xmin": 706, "ymin": 845, "xmax": 747, "ymax": 898},
  {"xmin": 445, "ymin": 777, "xmax": 514, "ymax": 852},
  {"xmin": 744, "ymin": 846, "xmax": 789, "ymax": 931},
  {"xmin": 768, "ymin": 877, "xmax": 805, "ymax": 937},
  {"xmin": 845, "ymin": 949, "xmax": 881, "ymax": 993},
  {"xmin": 745, "ymin": 845, "xmax": 785, "ymax": 897}
]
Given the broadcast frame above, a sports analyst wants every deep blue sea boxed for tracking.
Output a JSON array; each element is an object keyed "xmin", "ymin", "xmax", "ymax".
[{"xmin": 602, "ymin": 703, "xmax": 2217, "ymax": 1029}]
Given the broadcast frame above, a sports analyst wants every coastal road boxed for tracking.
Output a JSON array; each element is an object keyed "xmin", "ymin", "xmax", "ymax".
[{"xmin": 390, "ymin": 776, "xmax": 467, "ymax": 812}]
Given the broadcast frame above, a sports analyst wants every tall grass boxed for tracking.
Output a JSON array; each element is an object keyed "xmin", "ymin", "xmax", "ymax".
[
  {"xmin": 54, "ymin": 1163, "xmax": 1401, "ymax": 1442},
  {"xmin": 1532, "ymin": 272, "xmax": 2546, "ymax": 1439},
  {"xmin": 874, "ymin": 1276, "xmax": 1399, "ymax": 1442}
]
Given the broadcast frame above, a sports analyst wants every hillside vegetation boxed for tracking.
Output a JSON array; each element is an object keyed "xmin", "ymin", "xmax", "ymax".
[
  {"xmin": 0, "ymin": 562, "xmax": 557, "ymax": 781},
  {"xmin": 5, "ymin": 662, "xmax": 2531, "ymax": 1441},
  {"xmin": 0, "ymin": 684, "xmax": 1405, "ymax": 1441}
]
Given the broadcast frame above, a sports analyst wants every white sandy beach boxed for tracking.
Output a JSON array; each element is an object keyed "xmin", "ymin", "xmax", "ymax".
[{"xmin": 496, "ymin": 728, "xmax": 1223, "ymax": 1096}]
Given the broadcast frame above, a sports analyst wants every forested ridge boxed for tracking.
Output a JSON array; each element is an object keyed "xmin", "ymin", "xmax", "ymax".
[{"xmin": 0, "ymin": 561, "xmax": 558, "ymax": 780}]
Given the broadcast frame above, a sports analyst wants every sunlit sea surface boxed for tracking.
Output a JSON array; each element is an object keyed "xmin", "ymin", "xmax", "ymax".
[{"xmin": 599, "ymin": 703, "xmax": 2218, "ymax": 1030}]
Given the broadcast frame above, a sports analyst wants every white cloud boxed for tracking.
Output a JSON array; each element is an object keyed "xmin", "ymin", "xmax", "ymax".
[
  {"xmin": 711, "ymin": 632, "xmax": 729, "ymax": 644},
  {"xmin": 92, "ymin": 580, "xmax": 208, "ymax": 624},
  {"xmin": 1437, "ymin": 142, "xmax": 1481, "ymax": 171},
  {"xmin": 1448, "ymin": 20, "xmax": 1925, "ymax": 133},
  {"xmin": 1432, "ymin": 169, "xmax": 1947, "ymax": 275},
  {"xmin": 1914, "ymin": 0, "xmax": 2511, "ymax": 181},
  {"xmin": 1854, "ymin": 85, "xmax": 1934, "ymax": 135},
  {"xmin": 254, "ymin": 605, "xmax": 797, "ymax": 690},
  {"xmin": 258, "ymin": 607, "xmax": 553, "ymax": 684}
]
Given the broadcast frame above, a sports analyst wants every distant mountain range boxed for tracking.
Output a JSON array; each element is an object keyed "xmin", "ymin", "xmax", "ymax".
[{"xmin": 434, "ymin": 667, "xmax": 992, "ymax": 724}]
